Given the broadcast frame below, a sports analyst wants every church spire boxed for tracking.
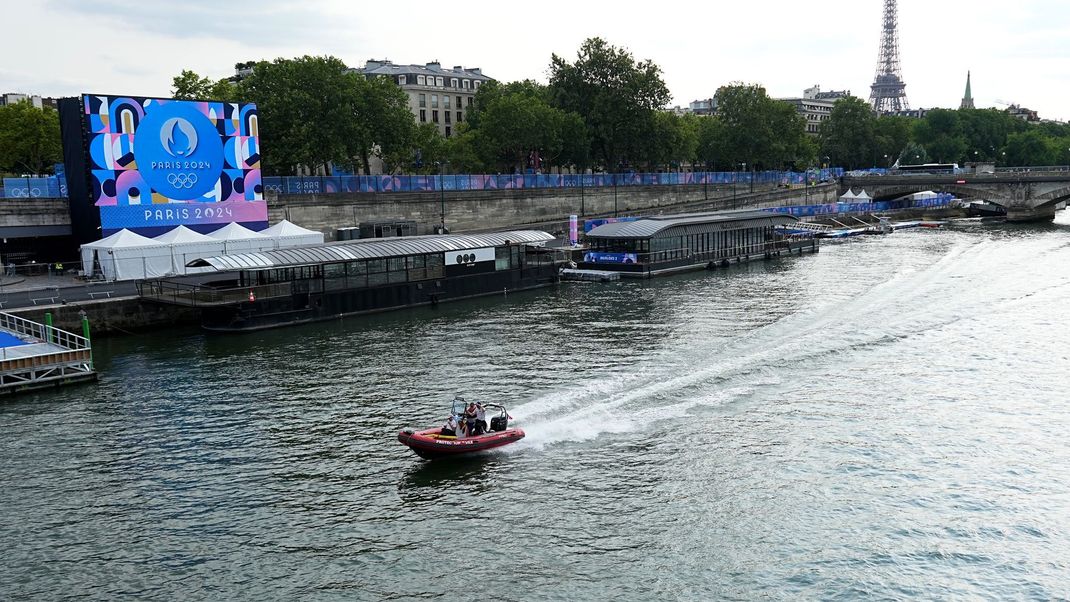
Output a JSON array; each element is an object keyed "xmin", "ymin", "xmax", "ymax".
[{"xmin": 960, "ymin": 71, "xmax": 975, "ymax": 110}]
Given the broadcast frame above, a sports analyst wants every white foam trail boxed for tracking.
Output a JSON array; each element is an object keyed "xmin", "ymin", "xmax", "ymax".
[{"xmin": 506, "ymin": 236, "xmax": 1018, "ymax": 452}]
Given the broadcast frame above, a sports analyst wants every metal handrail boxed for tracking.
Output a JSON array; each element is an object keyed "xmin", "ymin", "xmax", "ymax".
[{"xmin": 0, "ymin": 311, "xmax": 90, "ymax": 351}]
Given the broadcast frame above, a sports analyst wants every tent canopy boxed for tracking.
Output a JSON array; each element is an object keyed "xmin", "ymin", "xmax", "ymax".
[
  {"xmin": 207, "ymin": 222, "xmax": 266, "ymax": 240},
  {"xmin": 854, "ymin": 189, "xmax": 872, "ymax": 200},
  {"xmin": 153, "ymin": 225, "xmax": 226, "ymax": 275},
  {"xmin": 80, "ymin": 229, "xmax": 173, "ymax": 281},
  {"xmin": 260, "ymin": 219, "xmax": 324, "ymax": 248},
  {"xmin": 839, "ymin": 188, "xmax": 857, "ymax": 200}
]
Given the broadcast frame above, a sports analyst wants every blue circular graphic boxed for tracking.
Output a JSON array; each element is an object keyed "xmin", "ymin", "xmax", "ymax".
[{"xmin": 134, "ymin": 102, "xmax": 223, "ymax": 201}]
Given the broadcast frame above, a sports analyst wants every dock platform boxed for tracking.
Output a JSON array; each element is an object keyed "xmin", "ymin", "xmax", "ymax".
[
  {"xmin": 560, "ymin": 269, "xmax": 622, "ymax": 283},
  {"xmin": 0, "ymin": 312, "xmax": 96, "ymax": 396}
]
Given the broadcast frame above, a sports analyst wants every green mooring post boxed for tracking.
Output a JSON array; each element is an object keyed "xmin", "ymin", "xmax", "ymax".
[
  {"xmin": 81, "ymin": 311, "xmax": 93, "ymax": 370},
  {"xmin": 44, "ymin": 312, "xmax": 53, "ymax": 344}
]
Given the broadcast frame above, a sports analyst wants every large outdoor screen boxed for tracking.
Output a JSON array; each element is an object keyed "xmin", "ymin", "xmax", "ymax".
[{"xmin": 71, "ymin": 94, "xmax": 266, "ymax": 237}]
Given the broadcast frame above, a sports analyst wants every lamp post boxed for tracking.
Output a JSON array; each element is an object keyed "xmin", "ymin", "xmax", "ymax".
[{"xmin": 435, "ymin": 161, "xmax": 448, "ymax": 234}]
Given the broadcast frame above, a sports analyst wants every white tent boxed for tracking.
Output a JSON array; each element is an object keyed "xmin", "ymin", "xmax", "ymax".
[
  {"xmin": 80, "ymin": 229, "xmax": 173, "ymax": 281},
  {"xmin": 855, "ymin": 189, "xmax": 872, "ymax": 201},
  {"xmin": 839, "ymin": 188, "xmax": 858, "ymax": 201},
  {"xmin": 260, "ymin": 220, "xmax": 324, "ymax": 249},
  {"xmin": 153, "ymin": 226, "xmax": 226, "ymax": 275},
  {"xmin": 206, "ymin": 222, "xmax": 274, "ymax": 254}
]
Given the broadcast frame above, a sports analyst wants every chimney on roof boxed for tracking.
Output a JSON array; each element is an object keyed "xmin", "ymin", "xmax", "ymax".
[
  {"xmin": 426, "ymin": 61, "xmax": 441, "ymax": 69},
  {"xmin": 470, "ymin": 67, "xmax": 481, "ymax": 75},
  {"xmin": 453, "ymin": 65, "xmax": 463, "ymax": 71},
  {"xmin": 365, "ymin": 59, "xmax": 386, "ymax": 70}
]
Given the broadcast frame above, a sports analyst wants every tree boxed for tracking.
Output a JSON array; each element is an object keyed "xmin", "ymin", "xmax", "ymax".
[
  {"xmin": 171, "ymin": 70, "xmax": 240, "ymax": 101},
  {"xmin": 0, "ymin": 102, "xmax": 62, "ymax": 175},
  {"xmin": 238, "ymin": 56, "xmax": 365, "ymax": 175},
  {"xmin": 897, "ymin": 141, "xmax": 929, "ymax": 165},
  {"xmin": 716, "ymin": 83, "xmax": 809, "ymax": 170},
  {"xmin": 873, "ymin": 116, "xmax": 913, "ymax": 167},
  {"xmin": 819, "ymin": 95, "xmax": 876, "ymax": 169},
  {"xmin": 914, "ymin": 109, "xmax": 966, "ymax": 164},
  {"xmin": 1004, "ymin": 130, "xmax": 1057, "ymax": 166},
  {"xmin": 549, "ymin": 37, "xmax": 670, "ymax": 170},
  {"xmin": 346, "ymin": 75, "xmax": 416, "ymax": 174},
  {"xmin": 695, "ymin": 117, "xmax": 728, "ymax": 170}
]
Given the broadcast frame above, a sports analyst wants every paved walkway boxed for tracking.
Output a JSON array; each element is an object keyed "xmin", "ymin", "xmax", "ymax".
[{"xmin": 0, "ymin": 274, "xmax": 140, "ymax": 310}]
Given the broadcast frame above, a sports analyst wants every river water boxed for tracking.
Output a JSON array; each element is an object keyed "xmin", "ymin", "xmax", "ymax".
[{"xmin": 3, "ymin": 214, "xmax": 1070, "ymax": 600}]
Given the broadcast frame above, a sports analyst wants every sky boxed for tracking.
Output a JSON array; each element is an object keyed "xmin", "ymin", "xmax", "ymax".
[{"xmin": 3, "ymin": 0, "xmax": 1068, "ymax": 121}]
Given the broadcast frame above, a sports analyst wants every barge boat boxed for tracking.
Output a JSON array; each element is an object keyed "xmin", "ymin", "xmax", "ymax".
[
  {"xmin": 138, "ymin": 230, "xmax": 561, "ymax": 332},
  {"xmin": 578, "ymin": 210, "xmax": 818, "ymax": 278}
]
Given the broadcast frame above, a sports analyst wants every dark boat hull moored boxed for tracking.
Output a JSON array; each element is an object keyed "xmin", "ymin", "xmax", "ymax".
[{"xmin": 398, "ymin": 427, "xmax": 525, "ymax": 460}]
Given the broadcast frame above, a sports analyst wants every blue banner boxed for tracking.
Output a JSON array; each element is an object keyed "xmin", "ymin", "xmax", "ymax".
[{"xmin": 583, "ymin": 251, "xmax": 639, "ymax": 264}]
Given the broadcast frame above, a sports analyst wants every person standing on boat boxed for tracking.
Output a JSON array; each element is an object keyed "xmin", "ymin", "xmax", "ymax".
[
  {"xmin": 440, "ymin": 414, "xmax": 458, "ymax": 437},
  {"xmin": 464, "ymin": 402, "xmax": 478, "ymax": 436},
  {"xmin": 475, "ymin": 403, "xmax": 488, "ymax": 435}
]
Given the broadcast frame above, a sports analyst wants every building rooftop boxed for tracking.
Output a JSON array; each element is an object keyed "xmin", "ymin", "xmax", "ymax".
[
  {"xmin": 586, "ymin": 210, "xmax": 798, "ymax": 239},
  {"xmin": 354, "ymin": 59, "xmax": 491, "ymax": 81}
]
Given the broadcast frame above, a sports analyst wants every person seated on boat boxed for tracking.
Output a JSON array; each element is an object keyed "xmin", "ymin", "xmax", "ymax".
[
  {"xmin": 475, "ymin": 402, "xmax": 488, "ymax": 435},
  {"xmin": 440, "ymin": 414, "xmax": 458, "ymax": 437},
  {"xmin": 464, "ymin": 402, "xmax": 479, "ymax": 436}
]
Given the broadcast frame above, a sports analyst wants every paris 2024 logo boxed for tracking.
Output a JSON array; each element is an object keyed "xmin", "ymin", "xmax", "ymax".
[{"xmin": 133, "ymin": 102, "xmax": 224, "ymax": 201}]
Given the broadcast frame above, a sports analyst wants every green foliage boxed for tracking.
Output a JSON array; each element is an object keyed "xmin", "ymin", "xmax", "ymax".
[
  {"xmin": 714, "ymin": 83, "xmax": 810, "ymax": 170},
  {"xmin": 549, "ymin": 37, "xmax": 670, "ymax": 170},
  {"xmin": 0, "ymin": 102, "xmax": 62, "ymax": 175},
  {"xmin": 1004, "ymin": 130, "xmax": 1058, "ymax": 166},
  {"xmin": 873, "ymin": 116, "xmax": 912, "ymax": 167},
  {"xmin": 171, "ymin": 70, "xmax": 239, "ymax": 101},
  {"xmin": 913, "ymin": 109, "xmax": 966, "ymax": 164},
  {"xmin": 819, "ymin": 95, "xmax": 876, "ymax": 169},
  {"xmin": 461, "ymin": 79, "xmax": 588, "ymax": 173}
]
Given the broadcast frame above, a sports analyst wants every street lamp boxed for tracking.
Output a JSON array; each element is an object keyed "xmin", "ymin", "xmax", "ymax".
[{"xmin": 435, "ymin": 161, "xmax": 449, "ymax": 234}]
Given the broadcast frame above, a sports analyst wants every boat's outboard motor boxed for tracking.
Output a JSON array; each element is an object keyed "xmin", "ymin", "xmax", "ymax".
[{"xmin": 490, "ymin": 415, "xmax": 508, "ymax": 432}]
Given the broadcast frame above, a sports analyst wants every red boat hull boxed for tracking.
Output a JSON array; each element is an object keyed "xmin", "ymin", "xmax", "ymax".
[{"xmin": 398, "ymin": 427, "xmax": 525, "ymax": 460}]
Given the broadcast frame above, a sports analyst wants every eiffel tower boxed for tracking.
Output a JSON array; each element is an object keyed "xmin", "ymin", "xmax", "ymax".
[{"xmin": 869, "ymin": 0, "xmax": 909, "ymax": 113}]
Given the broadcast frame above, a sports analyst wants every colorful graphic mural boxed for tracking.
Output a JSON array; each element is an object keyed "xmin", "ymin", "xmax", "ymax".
[{"xmin": 80, "ymin": 95, "xmax": 265, "ymax": 234}]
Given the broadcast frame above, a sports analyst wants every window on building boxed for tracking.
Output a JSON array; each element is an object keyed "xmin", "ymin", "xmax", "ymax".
[
  {"xmin": 399, "ymin": 75, "xmax": 407, "ymax": 85},
  {"xmin": 420, "ymin": 109, "xmax": 426, "ymax": 122},
  {"xmin": 431, "ymin": 94, "xmax": 438, "ymax": 108},
  {"xmin": 456, "ymin": 96, "xmax": 462, "ymax": 108},
  {"xmin": 445, "ymin": 126, "xmax": 451, "ymax": 137},
  {"xmin": 462, "ymin": 79, "xmax": 470, "ymax": 89},
  {"xmin": 456, "ymin": 111, "xmax": 462, "ymax": 123},
  {"xmin": 473, "ymin": 81, "xmax": 480, "ymax": 89},
  {"xmin": 445, "ymin": 111, "xmax": 451, "ymax": 124},
  {"xmin": 435, "ymin": 76, "xmax": 444, "ymax": 86},
  {"xmin": 444, "ymin": 96, "xmax": 450, "ymax": 109},
  {"xmin": 450, "ymin": 78, "xmax": 458, "ymax": 88},
  {"xmin": 417, "ymin": 75, "xmax": 425, "ymax": 85},
  {"xmin": 432, "ymin": 110, "xmax": 439, "ymax": 123},
  {"xmin": 467, "ymin": 97, "xmax": 473, "ymax": 106},
  {"xmin": 418, "ymin": 94, "xmax": 426, "ymax": 107}
]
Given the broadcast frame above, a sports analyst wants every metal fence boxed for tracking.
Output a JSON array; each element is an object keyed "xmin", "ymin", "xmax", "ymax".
[
  {"xmin": 261, "ymin": 169, "xmax": 847, "ymax": 195},
  {"xmin": 0, "ymin": 176, "xmax": 67, "ymax": 199}
]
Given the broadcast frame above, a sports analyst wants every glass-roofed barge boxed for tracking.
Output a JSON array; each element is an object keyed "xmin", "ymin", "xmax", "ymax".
[
  {"xmin": 580, "ymin": 210, "xmax": 818, "ymax": 278},
  {"xmin": 138, "ymin": 230, "xmax": 561, "ymax": 332}
]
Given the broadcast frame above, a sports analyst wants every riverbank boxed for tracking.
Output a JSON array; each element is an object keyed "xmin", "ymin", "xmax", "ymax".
[{"xmin": 0, "ymin": 206, "xmax": 979, "ymax": 337}]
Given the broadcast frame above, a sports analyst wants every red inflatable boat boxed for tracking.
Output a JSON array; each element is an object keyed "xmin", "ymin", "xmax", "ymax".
[{"xmin": 398, "ymin": 398, "xmax": 524, "ymax": 460}]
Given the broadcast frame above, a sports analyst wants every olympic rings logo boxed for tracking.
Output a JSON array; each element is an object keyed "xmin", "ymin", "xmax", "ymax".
[
  {"xmin": 7, "ymin": 187, "xmax": 42, "ymax": 198},
  {"xmin": 166, "ymin": 172, "xmax": 199, "ymax": 189}
]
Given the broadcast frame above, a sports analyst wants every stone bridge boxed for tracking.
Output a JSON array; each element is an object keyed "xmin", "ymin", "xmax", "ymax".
[{"xmin": 840, "ymin": 172, "xmax": 1070, "ymax": 222}]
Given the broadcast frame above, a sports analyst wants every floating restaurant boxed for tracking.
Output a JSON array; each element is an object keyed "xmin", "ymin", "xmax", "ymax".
[
  {"xmin": 579, "ymin": 210, "xmax": 818, "ymax": 278},
  {"xmin": 138, "ymin": 231, "xmax": 560, "ymax": 332}
]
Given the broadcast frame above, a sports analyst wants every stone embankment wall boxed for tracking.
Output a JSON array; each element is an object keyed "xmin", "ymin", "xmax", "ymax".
[
  {"xmin": 269, "ymin": 183, "xmax": 840, "ymax": 239},
  {"xmin": 10, "ymin": 298, "xmax": 198, "ymax": 335}
]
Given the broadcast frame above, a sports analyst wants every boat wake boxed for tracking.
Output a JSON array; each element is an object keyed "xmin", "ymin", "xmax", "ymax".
[{"xmin": 508, "ymin": 235, "xmax": 1060, "ymax": 451}]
